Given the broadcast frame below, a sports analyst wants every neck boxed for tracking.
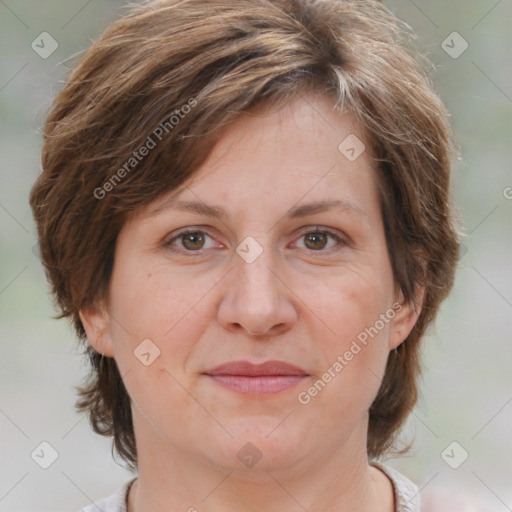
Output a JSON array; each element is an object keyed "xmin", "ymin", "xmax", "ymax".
[{"xmin": 128, "ymin": 413, "xmax": 394, "ymax": 512}]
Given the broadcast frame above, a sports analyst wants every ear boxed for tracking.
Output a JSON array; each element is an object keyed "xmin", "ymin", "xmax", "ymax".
[
  {"xmin": 79, "ymin": 302, "xmax": 115, "ymax": 357},
  {"xmin": 388, "ymin": 283, "xmax": 425, "ymax": 351}
]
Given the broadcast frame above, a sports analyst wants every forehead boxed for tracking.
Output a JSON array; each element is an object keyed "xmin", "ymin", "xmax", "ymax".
[{"xmin": 138, "ymin": 93, "xmax": 380, "ymax": 223}]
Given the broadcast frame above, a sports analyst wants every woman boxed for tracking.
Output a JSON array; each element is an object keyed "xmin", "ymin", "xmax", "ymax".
[{"xmin": 29, "ymin": 0, "xmax": 461, "ymax": 510}]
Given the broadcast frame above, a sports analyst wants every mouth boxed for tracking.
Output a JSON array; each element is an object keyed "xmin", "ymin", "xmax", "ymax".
[{"xmin": 203, "ymin": 360, "xmax": 309, "ymax": 395}]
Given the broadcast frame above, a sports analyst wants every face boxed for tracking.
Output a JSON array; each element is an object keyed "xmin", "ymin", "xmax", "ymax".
[{"xmin": 81, "ymin": 93, "xmax": 419, "ymax": 477}]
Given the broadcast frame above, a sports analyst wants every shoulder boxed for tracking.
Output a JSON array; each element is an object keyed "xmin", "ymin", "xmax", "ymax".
[
  {"xmin": 79, "ymin": 479, "xmax": 136, "ymax": 512},
  {"xmin": 372, "ymin": 461, "xmax": 489, "ymax": 512},
  {"xmin": 372, "ymin": 461, "xmax": 421, "ymax": 512},
  {"xmin": 421, "ymin": 486, "xmax": 488, "ymax": 512}
]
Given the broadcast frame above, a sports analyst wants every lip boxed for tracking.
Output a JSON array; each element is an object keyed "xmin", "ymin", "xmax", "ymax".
[{"xmin": 203, "ymin": 360, "xmax": 309, "ymax": 395}]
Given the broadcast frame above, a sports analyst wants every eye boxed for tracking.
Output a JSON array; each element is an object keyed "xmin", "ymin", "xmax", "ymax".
[
  {"xmin": 164, "ymin": 226, "xmax": 348, "ymax": 255},
  {"xmin": 164, "ymin": 229, "xmax": 219, "ymax": 253},
  {"xmin": 293, "ymin": 228, "xmax": 346, "ymax": 252}
]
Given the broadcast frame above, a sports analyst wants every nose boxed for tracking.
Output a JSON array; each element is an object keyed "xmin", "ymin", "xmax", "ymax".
[{"xmin": 217, "ymin": 241, "xmax": 297, "ymax": 338}]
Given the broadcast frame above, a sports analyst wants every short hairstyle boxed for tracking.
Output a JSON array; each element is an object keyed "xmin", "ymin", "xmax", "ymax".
[{"xmin": 29, "ymin": 0, "xmax": 460, "ymax": 470}]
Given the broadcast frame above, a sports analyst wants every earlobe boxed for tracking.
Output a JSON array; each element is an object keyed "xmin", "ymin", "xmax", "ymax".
[
  {"xmin": 79, "ymin": 303, "xmax": 115, "ymax": 357},
  {"xmin": 388, "ymin": 284, "xmax": 425, "ymax": 350}
]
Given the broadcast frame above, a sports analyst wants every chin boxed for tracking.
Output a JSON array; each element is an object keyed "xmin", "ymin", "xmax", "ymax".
[{"xmin": 206, "ymin": 415, "xmax": 307, "ymax": 474}]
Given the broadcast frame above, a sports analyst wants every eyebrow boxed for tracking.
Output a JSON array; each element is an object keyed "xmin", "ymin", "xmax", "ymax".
[{"xmin": 147, "ymin": 198, "xmax": 368, "ymax": 221}]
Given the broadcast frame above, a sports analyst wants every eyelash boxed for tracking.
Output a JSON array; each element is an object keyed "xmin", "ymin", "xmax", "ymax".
[{"xmin": 163, "ymin": 227, "xmax": 348, "ymax": 256}]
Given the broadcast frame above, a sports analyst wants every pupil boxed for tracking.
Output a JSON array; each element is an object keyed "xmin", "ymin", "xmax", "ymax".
[
  {"xmin": 306, "ymin": 233, "xmax": 327, "ymax": 250},
  {"xmin": 180, "ymin": 232, "xmax": 328, "ymax": 251},
  {"xmin": 183, "ymin": 232, "xmax": 204, "ymax": 250}
]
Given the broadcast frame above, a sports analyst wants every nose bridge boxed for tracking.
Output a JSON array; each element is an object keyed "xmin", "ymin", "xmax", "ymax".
[
  {"xmin": 217, "ymin": 233, "xmax": 296, "ymax": 336},
  {"xmin": 234, "ymin": 235, "xmax": 278, "ymax": 308}
]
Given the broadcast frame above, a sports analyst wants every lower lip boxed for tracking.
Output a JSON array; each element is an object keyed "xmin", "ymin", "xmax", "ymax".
[{"xmin": 206, "ymin": 375, "xmax": 308, "ymax": 395}]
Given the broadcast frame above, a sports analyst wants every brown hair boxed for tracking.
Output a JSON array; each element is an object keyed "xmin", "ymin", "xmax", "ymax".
[{"xmin": 29, "ymin": 0, "xmax": 460, "ymax": 471}]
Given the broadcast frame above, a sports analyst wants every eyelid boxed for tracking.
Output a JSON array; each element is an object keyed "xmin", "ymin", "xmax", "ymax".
[
  {"xmin": 163, "ymin": 227, "xmax": 223, "ymax": 253},
  {"xmin": 163, "ymin": 225, "xmax": 350, "ymax": 254},
  {"xmin": 290, "ymin": 226, "xmax": 349, "ymax": 250}
]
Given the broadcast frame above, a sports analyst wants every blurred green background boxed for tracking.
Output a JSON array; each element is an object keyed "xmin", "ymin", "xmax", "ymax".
[{"xmin": 0, "ymin": 1, "xmax": 511, "ymax": 510}]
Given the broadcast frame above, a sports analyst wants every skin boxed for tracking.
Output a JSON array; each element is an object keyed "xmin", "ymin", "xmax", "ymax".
[{"xmin": 80, "ymin": 93, "xmax": 422, "ymax": 512}]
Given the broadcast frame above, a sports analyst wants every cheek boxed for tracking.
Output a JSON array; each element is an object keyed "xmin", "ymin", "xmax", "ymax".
[
  {"xmin": 309, "ymin": 264, "xmax": 393, "ymax": 348},
  {"xmin": 109, "ymin": 255, "xmax": 204, "ymax": 336},
  {"xmin": 106, "ymin": 255, "xmax": 222, "ymax": 384},
  {"xmin": 297, "ymin": 266, "xmax": 394, "ymax": 409},
  {"xmin": 105, "ymin": 261, "xmax": 215, "ymax": 434}
]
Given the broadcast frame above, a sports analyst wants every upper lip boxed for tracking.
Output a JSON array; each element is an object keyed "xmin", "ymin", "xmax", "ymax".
[{"xmin": 204, "ymin": 360, "xmax": 309, "ymax": 376}]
